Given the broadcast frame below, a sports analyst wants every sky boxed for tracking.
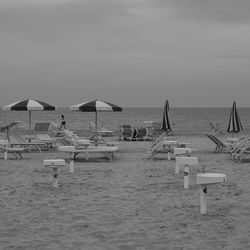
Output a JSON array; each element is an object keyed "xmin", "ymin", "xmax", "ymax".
[{"xmin": 1, "ymin": 0, "xmax": 250, "ymax": 107}]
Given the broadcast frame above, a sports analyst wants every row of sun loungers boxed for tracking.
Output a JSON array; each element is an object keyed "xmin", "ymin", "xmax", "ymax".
[
  {"xmin": 119, "ymin": 123, "xmax": 166, "ymax": 141},
  {"xmin": 206, "ymin": 131, "xmax": 250, "ymax": 162}
]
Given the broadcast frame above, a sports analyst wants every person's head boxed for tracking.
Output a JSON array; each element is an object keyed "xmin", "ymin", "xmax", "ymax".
[{"xmin": 61, "ymin": 115, "xmax": 64, "ymax": 119}]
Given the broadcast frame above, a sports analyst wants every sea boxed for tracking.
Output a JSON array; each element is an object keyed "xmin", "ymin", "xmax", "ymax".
[{"xmin": 1, "ymin": 107, "xmax": 250, "ymax": 135}]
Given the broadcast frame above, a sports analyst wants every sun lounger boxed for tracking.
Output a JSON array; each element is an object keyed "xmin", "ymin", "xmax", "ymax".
[
  {"xmin": 0, "ymin": 140, "xmax": 24, "ymax": 160},
  {"xmin": 8, "ymin": 134, "xmax": 47, "ymax": 153},
  {"xmin": 58, "ymin": 145, "xmax": 119, "ymax": 161},
  {"xmin": 208, "ymin": 122, "xmax": 223, "ymax": 135},
  {"xmin": 206, "ymin": 134, "xmax": 230, "ymax": 153},
  {"xmin": 120, "ymin": 125, "xmax": 134, "ymax": 141},
  {"xmin": 132, "ymin": 127, "xmax": 147, "ymax": 141}
]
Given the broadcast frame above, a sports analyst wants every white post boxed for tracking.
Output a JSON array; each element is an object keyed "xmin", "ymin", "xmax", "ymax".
[
  {"xmin": 184, "ymin": 164, "xmax": 189, "ymax": 189},
  {"xmin": 167, "ymin": 147, "xmax": 171, "ymax": 160},
  {"xmin": 200, "ymin": 185, "xmax": 207, "ymax": 214},
  {"xmin": 4, "ymin": 151, "xmax": 8, "ymax": 160},
  {"xmin": 52, "ymin": 167, "xmax": 59, "ymax": 188},
  {"xmin": 69, "ymin": 153, "xmax": 74, "ymax": 173},
  {"xmin": 175, "ymin": 160, "xmax": 180, "ymax": 174}
]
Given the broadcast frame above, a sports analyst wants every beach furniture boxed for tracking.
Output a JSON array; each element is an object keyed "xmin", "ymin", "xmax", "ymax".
[
  {"xmin": 208, "ymin": 122, "xmax": 223, "ymax": 135},
  {"xmin": 231, "ymin": 138, "xmax": 250, "ymax": 162},
  {"xmin": 43, "ymin": 159, "xmax": 66, "ymax": 188},
  {"xmin": 58, "ymin": 145, "xmax": 119, "ymax": 166},
  {"xmin": 8, "ymin": 134, "xmax": 47, "ymax": 152},
  {"xmin": 120, "ymin": 125, "xmax": 134, "ymax": 141},
  {"xmin": 50, "ymin": 122, "xmax": 65, "ymax": 137},
  {"xmin": 162, "ymin": 140, "xmax": 178, "ymax": 160},
  {"xmin": 206, "ymin": 134, "xmax": 230, "ymax": 153},
  {"xmin": 0, "ymin": 139, "xmax": 24, "ymax": 160},
  {"xmin": 132, "ymin": 127, "xmax": 147, "ymax": 141},
  {"xmin": 174, "ymin": 148, "xmax": 192, "ymax": 173},
  {"xmin": 34, "ymin": 122, "xmax": 50, "ymax": 132},
  {"xmin": 175, "ymin": 157, "xmax": 198, "ymax": 188},
  {"xmin": 197, "ymin": 173, "xmax": 226, "ymax": 214},
  {"xmin": 33, "ymin": 122, "xmax": 56, "ymax": 147}
]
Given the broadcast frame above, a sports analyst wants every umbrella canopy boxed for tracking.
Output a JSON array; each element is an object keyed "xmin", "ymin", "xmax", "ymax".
[
  {"xmin": 161, "ymin": 100, "xmax": 173, "ymax": 132},
  {"xmin": 227, "ymin": 101, "xmax": 243, "ymax": 134},
  {"xmin": 3, "ymin": 99, "xmax": 56, "ymax": 140},
  {"xmin": 70, "ymin": 100, "xmax": 122, "ymax": 144}
]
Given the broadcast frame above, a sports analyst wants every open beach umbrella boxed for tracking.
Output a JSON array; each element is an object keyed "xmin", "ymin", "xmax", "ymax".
[
  {"xmin": 161, "ymin": 100, "xmax": 173, "ymax": 132},
  {"xmin": 3, "ymin": 99, "xmax": 56, "ymax": 141},
  {"xmin": 227, "ymin": 101, "xmax": 243, "ymax": 135},
  {"xmin": 70, "ymin": 99, "xmax": 122, "ymax": 143}
]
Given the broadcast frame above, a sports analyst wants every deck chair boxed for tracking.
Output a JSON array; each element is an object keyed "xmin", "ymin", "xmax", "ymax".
[
  {"xmin": 230, "ymin": 137, "xmax": 250, "ymax": 161},
  {"xmin": 9, "ymin": 134, "xmax": 47, "ymax": 152},
  {"xmin": 50, "ymin": 122, "xmax": 65, "ymax": 137},
  {"xmin": 120, "ymin": 125, "xmax": 134, "ymax": 141},
  {"xmin": 208, "ymin": 122, "xmax": 223, "ymax": 135},
  {"xmin": 148, "ymin": 132, "xmax": 167, "ymax": 159},
  {"xmin": 34, "ymin": 122, "xmax": 50, "ymax": 132},
  {"xmin": 34, "ymin": 122, "xmax": 56, "ymax": 147},
  {"xmin": 206, "ymin": 134, "xmax": 229, "ymax": 153},
  {"xmin": 0, "ymin": 139, "xmax": 24, "ymax": 160},
  {"xmin": 132, "ymin": 127, "xmax": 147, "ymax": 141},
  {"xmin": 63, "ymin": 129, "xmax": 91, "ymax": 148}
]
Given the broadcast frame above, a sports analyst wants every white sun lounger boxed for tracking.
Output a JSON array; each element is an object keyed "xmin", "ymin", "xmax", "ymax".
[{"xmin": 58, "ymin": 145, "xmax": 119, "ymax": 162}]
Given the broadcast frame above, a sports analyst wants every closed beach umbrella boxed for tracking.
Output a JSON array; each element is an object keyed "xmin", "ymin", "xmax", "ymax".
[
  {"xmin": 70, "ymin": 99, "xmax": 122, "ymax": 143},
  {"xmin": 161, "ymin": 100, "xmax": 173, "ymax": 132},
  {"xmin": 3, "ymin": 99, "xmax": 56, "ymax": 141},
  {"xmin": 227, "ymin": 101, "xmax": 243, "ymax": 135}
]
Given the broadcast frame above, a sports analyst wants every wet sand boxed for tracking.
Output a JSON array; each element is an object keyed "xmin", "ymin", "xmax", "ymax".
[{"xmin": 0, "ymin": 135, "xmax": 250, "ymax": 249}]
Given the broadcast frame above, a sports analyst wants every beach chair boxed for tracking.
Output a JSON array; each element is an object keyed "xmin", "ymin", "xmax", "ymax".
[
  {"xmin": 34, "ymin": 122, "xmax": 50, "ymax": 132},
  {"xmin": 132, "ymin": 127, "xmax": 147, "ymax": 141},
  {"xmin": 0, "ymin": 139, "xmax": 24, "ymax": 160},
  {"xmin": 59, "ymin": 145, "xmax": 119, "ymax": 161},
  {"xmin": 208, "ymin": 122, "xmax": 223, "ymax": 135},
  {"xmin": 206, "ymin": 134, "xmax": 230, "ymax": 153},
  {"xmin": 148, "ymin": 132, "xmax": 167, "ymax": 159},
  {"xmin": 119, "ymin": 125, "xmax": 134, "ymax": 141},
  {"xmin": 230, "ymin": 137, "xmax": 250, "ymax": 162},
  {"xmin": 50, "ymin": 122, "xmax": 65, "ymax": 137},
  {"xmin": 9, "ymin": 134, "xmax": 47, "ymax": 153},
  {"xmin": 33, "ymin": 122, "xmax": 56, "ymax": 148},
  {"xmin": 63, "ymin": 129, "xmax": 90, "ymax": 148}
]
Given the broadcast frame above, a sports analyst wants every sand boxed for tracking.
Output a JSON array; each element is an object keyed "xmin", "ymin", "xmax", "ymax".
[{"xmin": 0, "ymin": 134, "xmax": 250, "ymax": 250}]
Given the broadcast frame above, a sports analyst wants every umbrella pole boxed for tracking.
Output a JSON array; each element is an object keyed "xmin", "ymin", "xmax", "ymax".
[
  {"xmin": 29, "ymin": 110, "xmax": 32, "ymax": 142},
  {"xmin": 95, "ymin": 110, "xmax": 98, "ymax": 146}
]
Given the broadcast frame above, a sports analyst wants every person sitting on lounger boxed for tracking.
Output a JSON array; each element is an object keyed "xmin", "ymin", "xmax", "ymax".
[{"xmin": 59, "ymin": 115, "xmax": 66, "ymax": 130}]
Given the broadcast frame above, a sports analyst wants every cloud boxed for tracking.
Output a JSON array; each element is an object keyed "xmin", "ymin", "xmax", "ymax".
[{"xmin": 160, "ymin": 0, "xmax": 250, "ymax": 24}]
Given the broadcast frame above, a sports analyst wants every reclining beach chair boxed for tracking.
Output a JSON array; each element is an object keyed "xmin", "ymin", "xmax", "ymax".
[
  {"xmin": 9, "ymin": 134, "xmax": 47, "ymax": 153},
  {"xmin": 34, "ymin": 122, "xmax": 56, "ymax": 148},
  {"xmin": 132, "ymin": 127, "xmax": 147, "ymax": 141},
  {"xmin": 206, "ymin": 134, "xmax": 230, "ymax": 153},
  {"xmin": 0, "ymin": 139, "xmax": 24, "ymax": 160},
  {"xmin": 230, "ymin": 137, "xmax": 250, "ymax": 162},
  {"xmin": 120, "ymin": 125, "xmax": 134, "ymax": 141},
  {"xmin": 208, "ymin": 122, "xmax": 223, "ymax": 135}
]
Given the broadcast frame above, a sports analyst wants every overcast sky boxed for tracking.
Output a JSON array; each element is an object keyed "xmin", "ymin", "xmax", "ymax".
[{"xmin": 1, "ymin": 0, "xmax": 250, "ymax": 107}]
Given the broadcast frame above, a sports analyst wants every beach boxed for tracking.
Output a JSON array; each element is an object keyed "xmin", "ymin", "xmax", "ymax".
[{"xmin": 1, "ymin": 133, "xmax": 250, "ymax": 250}]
